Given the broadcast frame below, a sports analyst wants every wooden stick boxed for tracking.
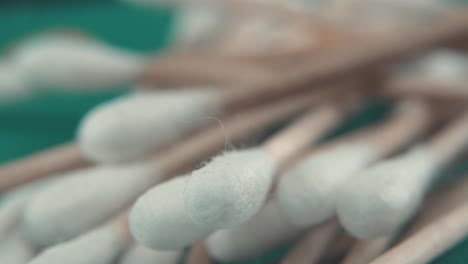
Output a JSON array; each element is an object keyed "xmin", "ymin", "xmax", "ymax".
[
  {"xmin": 429, "ymin": 110, "xmax": 468, "ymax": 165},
  {"xmin": 141, "ymin": 54, "xmax": 274, "ymax": 87},
  {"xmin": 280, "ymin": 220, "xmax": 341, "ymax": 264},
  {"xmin": 264, "ymin": 97, "xmax": 357, "ymax": 162},
  {"xmin": 371, "ymin": 194, "xmax": 468, "ymax": 264},
  {"xmin": 0, "ymin": 143, "xmax": 90, "ymax": 193},
  {"xmin": 186, "ymin": 242, "xmax": 213, "ymax": 264},
  {"xmin": 383, "ymin": 78, "xmax": 468, "ymax": 102}
]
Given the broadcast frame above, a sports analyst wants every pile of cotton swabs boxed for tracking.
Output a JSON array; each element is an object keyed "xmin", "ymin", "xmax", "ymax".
[{"xmin": 2, "ymin": 1, "xmax": 468, "ymax": 264}]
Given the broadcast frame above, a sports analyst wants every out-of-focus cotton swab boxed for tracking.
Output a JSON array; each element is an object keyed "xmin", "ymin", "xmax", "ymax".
[
  {"xmin": 78, "ymin": 90, "xmax": 221, "ymax": 163},
  {"xmin": 276, "ymin": 100, "xmax": 434, "ymax": 227},
  {"xmin": 0, "ymin": 60, "xmax": 28, "ymax": 101},
  {"xmin": 29, "ymin": 214, "xmax": 131, "ymax": 264},
  {"xmin": 0, "ymin": 231, "xmax": 35, "ymax": 264},
  {"xmin": 337, "ymin": 111, "xmax": 468, "ymax": 239},
  {"xmin": 11, "ymin": 34, "xmax": 144, "ymax": 89}
]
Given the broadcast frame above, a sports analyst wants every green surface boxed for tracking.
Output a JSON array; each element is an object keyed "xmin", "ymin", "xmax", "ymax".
[{"xmin": 1, "ymin": 2, "xmax": 468, "ymax": 263}]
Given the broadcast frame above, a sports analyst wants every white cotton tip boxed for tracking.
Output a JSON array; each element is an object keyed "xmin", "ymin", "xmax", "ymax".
[
  {"xmin": 78, "ymin": 90, "xmax": 220, "ymax": 163},
  {"xmin": 401, "ymin": 49, "xmax": 468, "ymax": 83},
  {"xmin": 24, "ymin": 163, "xmax": 158, "ymax": 246},
  {"xmin": 119, "ymin": 244, "xmax": 181, "ymax": 264},
  {"xmin": 0, "ymin": 232, "xmax": 35, "ymax": 264},
  {"xmin": 336, "ymin": 147, "xmax": 439, "ymax": 240},
  {"xmin": 276, "ymin": 142, "xmax": 377, "ymax": 227},
  {"xmin": 29, "ymin": 224, "xmax": 130, "ymax": 264},
  {"xmin": 11, "ymin": 35, "xmax": 144, "ymax": 89},
  {"xmin": 184, "ymin": 148, "xmax": 279, "ymax": 229},
  {"xmin": 0, "ymin": 181, "xmax": 46, "ymax": 241},
  {"xmin": 130, "ymin": 176, "xmax": 212, "ymax": 250},
  {"xmin": 0, "ymin": 61, "xmax": 29, "ymax": 101},
  {"xmin": 171, "ymin": 5, "xmax": 226, "ymax": 47},
  {"xmin": 418, "ymin": 50, "xmax": 468, "ymax": 82},
  {"xmin": 207, "ymin": 200, "xmax": 303, "ymax": 262}
]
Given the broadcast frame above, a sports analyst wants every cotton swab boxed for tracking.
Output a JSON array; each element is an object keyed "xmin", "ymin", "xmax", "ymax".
[
  {"xmin": 370, "ymin": 196, "xmax": 468, "ymax": 264},
  {"xmin": 205, "ymin": 199, "xmax": 304, "ymax": 262},
  {"xmin": 23, "ymin": 163, "xmax": 156, "ymax": 246},
  {"xmin": 0, "ymin": 231, "xmax": 35, "ymax": 264},
  {"xmin": 11, "ymin": 34, "xmax": 144, "ymax": 89},
  {"xmin": 184, "ymin": 99, "xmax": 354, "ymax": 229},
  {"xmin": 276, "ymin": 100, "xmax": 435, "ymax": 228},
  {"xmin": 29, "ymin": 213, "xmax": 131, "ymax": 264},
  {"xmin": 0, "ymin": 143, "xmax": 88, "ymax": 193},
  {"xmin": 341, "ymin": 171, "xmax": 468, "ymax": 264},
  {"xmin": 25, "ymin": 92, "xmax": 319, "ymax": 246},
  {"xmin": 337, "ymin": 111, "xmax": 468, "ymax": 240},
  {"xmin": 0, "ymin": 60, "xmax": 28, "ymax": 101},
  {"xmin": 78, "ymin": 89, "xmax": 221, "ymax": 163},
  {"xmin": 118, "ymin": 244, "xmax": 181, "ymax": 264}
]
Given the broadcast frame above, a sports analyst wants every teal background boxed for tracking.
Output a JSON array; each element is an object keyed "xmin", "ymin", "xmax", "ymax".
[{"xmin": 0, "ymin": 2, "xmax": 467, "ymax": 263}]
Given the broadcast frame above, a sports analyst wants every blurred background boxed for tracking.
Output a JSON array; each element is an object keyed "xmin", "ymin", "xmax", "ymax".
[{"xmin": 1, "ymin": 1, "xmax": 468, "ymax": 263}]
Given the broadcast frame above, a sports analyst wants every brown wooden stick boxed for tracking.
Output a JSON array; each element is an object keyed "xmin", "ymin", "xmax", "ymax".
[
  {"xmin": 429, "ymin": 110, "xmax": 468, "ymax": 165},
  {"xmin": 186, "ymin": 242, "xmax": 213, "ymax": 264},
  {"xmin": 383, "ymin": 79, "xmax": 468, "ymax": 102},
  {"xmin": 370, "ymin": 198, "xmax": 468, "ymax": 264},
  {"xmin": 141, "ymin": 54, "xmax": 274, "ymax": 87},
  {"xmin": 151, "ymin": 91, "xmax": 324, "ymax": 178},
  {"xmin": 0, "ymin": 143, "xmax": 90, "ymax": 193},
  {"xmin": 280, "ymin": 219, "xmax": 341, "ymax": 264}
]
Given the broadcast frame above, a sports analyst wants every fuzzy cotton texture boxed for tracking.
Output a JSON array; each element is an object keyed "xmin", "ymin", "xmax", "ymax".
[
  {"xmin": 336, "ymin": 147, "xmax": 439, "ymax": 239},
  {"xmin": 24, "ymin": 162, "xmax": 158, "ymax": 246},
  {"xmin": 130, "ymin": 176, "xmax": 212, "ymax": 250},
  {"xmin": 119, "ymin": 244, "xmax": 181, "ymax": 264},
  {"xmin": 78, "ymin": 90, "xmax": 221, "ymax": 163},
  {"xmin": 29, "ymin": 224, "xmax": 130, "ymax": 264},
  {"xmin": 0, "ymin": 61, "xmax": 29, "ymax": 101},
  {"xmin": 184, "ymin": 148, "xmax": 279, "ymax": 228},
  {"xmin": 0, "ymin": 232, "xmax": 35, "ymax": 264},
  {"xmin": 276, "ymin": 142, "xmax": 377, "ymax": 227},
  {"xmin": 11, "ymin": 35, "xmax": 144, "ymax": 89},
  {"xmin": 207, "ymin": 199, "xmax": 303, "ymax": 262}
]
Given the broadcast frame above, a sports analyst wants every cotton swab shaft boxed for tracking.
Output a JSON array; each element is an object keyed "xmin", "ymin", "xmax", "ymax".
[
  {"xmin": 186, "ymin": 242, "xmax": 212, "ymax": 264},
  {"xmin": 156, "ymin": 91, "xmax": 323, "ymax": 177},
  {"xmin": 341, "ymin": 237, "xmax": 394, "ymax": 264},
  {"xmin": 142, "ymin": 54, "xmax": 273, "ymax": 86},
  {"xmin": 428, "ymin": 111, "xmax": 468, "ymax": 164},
  {"xmin": 264, "ymin": 99, "xmax": 354, "ymax": 162},
  {"xmin": 264, "ymin": 11, "xmax": 468, "ymax": 94},
  {"xmin": 364, "ymin": 101, "xmax": 434, "ymax": 158},
  {"xmin": 383, "ymin": 79, "xmax": 468, "ymax": 102},
  {"xmin": 280, "ymin": 220, "xmax": 341, "ymax": 264},
  {"xmin": 371, "ymin": 201, "xmax": 468, "ymax": 264},
  {"xmin": 0, "ymin": 143, "xmax": 89, "ymax": 193}
]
